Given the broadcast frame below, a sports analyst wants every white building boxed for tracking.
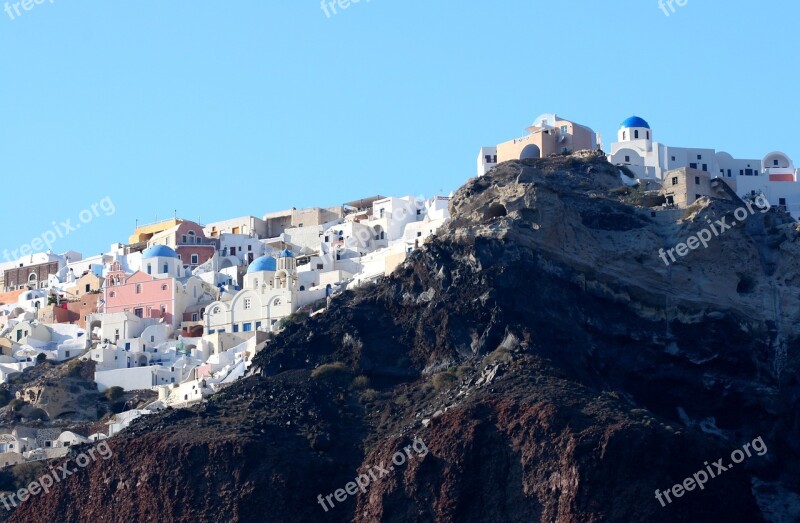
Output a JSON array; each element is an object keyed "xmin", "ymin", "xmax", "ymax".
[
  {"xmin": 204, "ymin": 250, "xmax": 327, "ymax": 334},
  {"xmin": 608, "ymin": 116, "xmax": 800, "ymax": 218}
]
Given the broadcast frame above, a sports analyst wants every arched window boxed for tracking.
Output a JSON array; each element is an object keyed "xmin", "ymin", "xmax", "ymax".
[
  {"xmin": 299, "ymin": 285, "xmax": 305, "ymax": 291},
  {"xmin": 188, "ymin": 231, "xmax": 196, "ymax": 244},
  {"xmin": 28, "ymin": 273, "xmax": 37, "ymax": 282},
  {"xmin": 634, "ymin": 130, "xmax": 639, "ymax": 139},
  {"xmin": 161, "ymin": 284, "xmax": 168, "ymax": 291}
]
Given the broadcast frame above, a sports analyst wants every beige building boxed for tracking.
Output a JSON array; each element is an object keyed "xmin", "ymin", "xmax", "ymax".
[
  {"xmin": 262, "ymin": 206, "xmax": 344, "ymax": 237},
  {"xmin": 661, "ymin": 167, "xmax": 716, "ymax": 208},
  {"xmin": 478, "ymin": 113, "xmax": 600, "ymax": 176}
]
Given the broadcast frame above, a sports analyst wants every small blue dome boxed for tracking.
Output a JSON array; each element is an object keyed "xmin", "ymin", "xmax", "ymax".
[
  {"xmin": 247, "ymin": 256, "xmax": 277, "ymax": 273},
  {"xmin": 620, "ymin": 116, "xmax": 650, "ymax": 129},
  {"xmin": 142, "ymin": 245, "xmax": 180, "ymax": 259},
  {"xmin": 278, "ymin": 249, "xmax": 293, "ymax": 258}
]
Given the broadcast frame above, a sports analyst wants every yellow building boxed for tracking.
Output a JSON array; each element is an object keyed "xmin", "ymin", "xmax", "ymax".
[{"xmin": 128, "ymin": 218, "xmax": 183, "ymax": 245}]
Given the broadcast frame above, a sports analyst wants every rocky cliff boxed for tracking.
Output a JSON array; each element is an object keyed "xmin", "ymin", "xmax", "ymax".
[{"xmin": 7, "ymin": 152, "xmax": 800, "ymax": 522}]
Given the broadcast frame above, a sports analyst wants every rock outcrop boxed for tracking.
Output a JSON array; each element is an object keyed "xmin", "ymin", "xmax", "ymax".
[{"xmin": 7, "ymin": 152, "xmax": 800, "ymax": 522}]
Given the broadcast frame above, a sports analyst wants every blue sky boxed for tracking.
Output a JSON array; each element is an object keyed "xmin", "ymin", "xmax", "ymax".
[{"xmin": 1, "ymin": 0, "xmax": 797, "ymax": 257}]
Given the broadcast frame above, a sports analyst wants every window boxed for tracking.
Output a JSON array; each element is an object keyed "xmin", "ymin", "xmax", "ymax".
[
  {"xmin": 671, "ymin": 177, "xmax": 678, "ymax": 186},
  {"xmin": 697, "ymin": 154, "xmax": 702, "ymax": 160},
  {"xmin": 233, "ymin": 324, "xmax": 239, "ymax": 333},
  {"xmin": 147, "ymin": 264, "xmax": 152, "ymax": 275},
  {"xmin": 690, "ymin": 163, "xmax": 698, "ymax": 169},
  {"xmin": 243, "ymin": 323, "xmax": 252, "ymax": 332},
  {"xmin": 671, "ymin": 156, "xmax": 676, "ymax": 161},
  {"xmin": 634, "ymin": 130, "xmax": 639, "ymax": 139},
  {"xmin": 646, "ymin": 131, "xmax": 650, "ymax": 139},
  {"xmin": 745, "ymin": 169, "xmax": 754, "ymax": 176},
  {"xmin": 28, "ymin": 273, "xmax": 37, "ymax": 282},
  {"xmin": 150, "ymin": 336, "xmax": 155, "ymax": 342},
  {"xmin": 181, "ymin": 235, "xmax": 187, "ymax": 243},
  {"xmin": 317, "ymin": 263, "xmax": 323, "ymax": 270},
  {"xmin": 695, "ymin": 176, "xmax": 700, "ymax": 185},
  {"xmin": 135, "ymin": 284, "xmax": 142, "ymax": 294},
  {"xmin": 192, "ymin": 313, "xmax": 198, "ymax": 321},
  {"xmin": 243, "ymin": 298, "xmax": 251, "ymax": 310},
  {"xmin": 727, "ymin": 169, "xmax": 732, "ymax": 177},
  {"xmin": 702, "ymin": 164, "xmax": 707, "ymax": 172},
  {"xmin": 110, "ymin": 291, "xmax": 116, "ymax": 298},
  {"xmin": 247, "ymin": 245, "xmax": 252, "ymax": 251},
  {"xmin": 560, "ymin": 125, "xmax": 568, "ymax": 134},
  {"xmin": 779, "ymin": 198, "xmax": 786, "ymax": 206},
  {"xmin": 255, "ymin": 321, "xmax": 261, "ymax": 329},
  {"xmin": 774, "ymin": 159, "xmax": 780, "ymax": 166},
  {"xmin": 417, "ymin": 232, "xmax": 422, "ymax": 237},
  {"xmin": 416, "ymin": 209, "xmax": 422, "ymax": 215},
  {"xmin": 695, "ymin": 194, "xmax": 701, "ymax": 200},
  {"xmin": 623, "ymin": 131, "xmax": 626, "ymax": 140},
  {"xmin": 191, "ymin": 254, "xmax": 199, "ymax": 265},
  {"xmin": 625, "ymin": 155, "xmax": 630, "ymax": 163},
  {"xmin": 161, "ymin": 284, "xmax": 168, "ymax": 291},
  {"xmin": 163, "ymin": 263, "xmax": 169, "ymax": 273}
]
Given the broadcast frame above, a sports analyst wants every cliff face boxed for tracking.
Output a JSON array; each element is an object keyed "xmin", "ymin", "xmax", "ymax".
[{"xmin": 8, "ymin": 152, "xmax": 800, "ymax": 523}]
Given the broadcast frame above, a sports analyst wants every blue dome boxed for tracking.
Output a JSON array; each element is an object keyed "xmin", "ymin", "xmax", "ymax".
[
  {"xmin": 620, "ymin": 116, "xmax": 650, "ymax": 129},
  {"xmin": 278, "ymin": 249, "xmax": 293, "ymax": 258},
  {"xmin": 142, "ymin": 245, "xmax": 180, "ymax": 259},
  {"xmin": 247, "ymin": 256, "xmax": 277, "ymax": 273}
]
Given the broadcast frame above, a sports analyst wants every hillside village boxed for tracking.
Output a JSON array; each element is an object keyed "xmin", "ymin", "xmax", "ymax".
[
  {"xmin": 0, "ymin": 194, "xmax": 450, "ymax": 467},
  {"xmin": 2, "ymin": 111, "xmax": 797, "ymax": 471},
  {"xmin": 479, "ymin": 113, "xmax": 800, "ymax": 218}
]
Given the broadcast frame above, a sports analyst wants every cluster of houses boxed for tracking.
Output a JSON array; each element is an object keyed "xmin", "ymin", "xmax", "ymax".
[
  {"xmin": 0, "ymin": 195, "xmax": 451, "ymax": 464},
  {"xmin": 478, "ymin": 113, "xmax": 800, "ymax": 218},
  {"xmin": 0, "ymin": 427, "xmax": 108, "ymax": 468}
]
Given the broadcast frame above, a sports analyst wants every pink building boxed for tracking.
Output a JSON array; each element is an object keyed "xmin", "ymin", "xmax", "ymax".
[
  {"xmin": 104, "ymin": 265, "xmax": 177, "ymax": 326},
  {"xmin": 103, "ymin": 246, "xmax": 206, "ymax": 328}
]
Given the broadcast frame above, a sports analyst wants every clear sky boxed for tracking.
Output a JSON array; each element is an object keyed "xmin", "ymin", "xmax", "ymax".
[{"xmin": 1, "ymin": 0, "xmax": 797, "ymax": 258}]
